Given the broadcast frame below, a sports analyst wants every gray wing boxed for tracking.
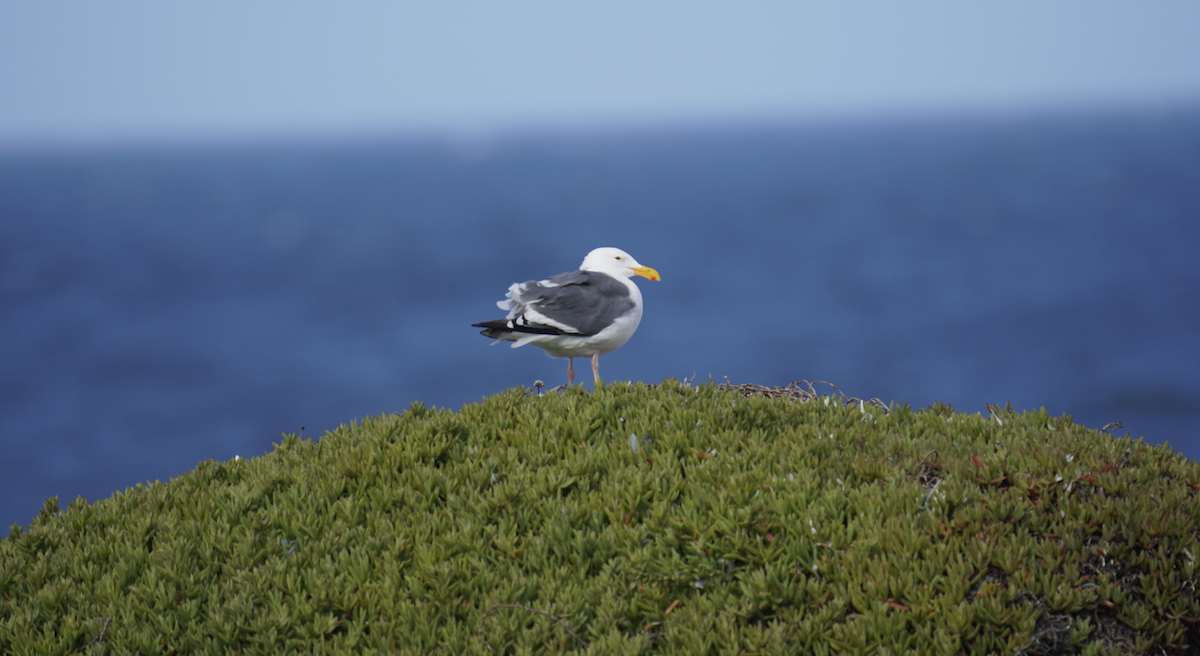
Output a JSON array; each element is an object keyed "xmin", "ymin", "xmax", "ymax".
[{"xmin": 514, "ymin": 271, "xmax": 635, "ymax": 336}]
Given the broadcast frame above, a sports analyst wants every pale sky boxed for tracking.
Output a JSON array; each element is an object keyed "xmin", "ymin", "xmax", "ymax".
[{"xmin": 2, "ymin": 1, "xmax": 1199, "ymax": 147}]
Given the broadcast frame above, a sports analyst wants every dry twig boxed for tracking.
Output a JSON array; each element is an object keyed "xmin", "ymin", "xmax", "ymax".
[
  {"xmin": 478, "ymin": 603, "xmax": 588, "ymax": 650},
  {"xmin": 717, "ymin": 379, "xmax": 890, "ymax": 415},
  {"xmin": 83, "ymin": 617, "xmax": 111, "ymax": 655}
]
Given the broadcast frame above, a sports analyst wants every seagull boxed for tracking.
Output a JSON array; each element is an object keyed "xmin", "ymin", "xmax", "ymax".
[{"xmin": 473, "ymin": 247, "xmax": 660, "ymax": 386}]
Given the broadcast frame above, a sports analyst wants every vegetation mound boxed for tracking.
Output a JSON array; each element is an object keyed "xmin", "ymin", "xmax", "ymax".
[{"xmin": 2, "ymin": 380, "xmax": 1198, "ymax": 655}]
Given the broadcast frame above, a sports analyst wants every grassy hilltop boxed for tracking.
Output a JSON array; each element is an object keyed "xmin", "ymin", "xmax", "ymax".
[{"xmin": 2, "ymin": 380, "xmax": 1198, "ymax": 655}]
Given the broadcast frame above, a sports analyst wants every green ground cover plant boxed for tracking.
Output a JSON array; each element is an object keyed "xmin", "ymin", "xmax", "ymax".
[{"xmin": 2, "ymin": 380, "xmax": 1197, "ymax": 655}]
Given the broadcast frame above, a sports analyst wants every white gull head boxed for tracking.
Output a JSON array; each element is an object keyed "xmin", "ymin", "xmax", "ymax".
[{"xmin": 579, "ymin": 247, "xmax": 661, "ymax": 281}]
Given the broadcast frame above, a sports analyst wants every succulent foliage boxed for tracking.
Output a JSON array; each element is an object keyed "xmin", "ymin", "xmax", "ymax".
[{"xmin": 2, "ymin": 380, "xmax": 1198, "ymax": 654}]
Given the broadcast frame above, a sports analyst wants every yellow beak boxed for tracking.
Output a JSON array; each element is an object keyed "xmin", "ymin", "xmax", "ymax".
[{"xmin": 632, "ymin": 265, "xmax": 661, "ymax": 281}]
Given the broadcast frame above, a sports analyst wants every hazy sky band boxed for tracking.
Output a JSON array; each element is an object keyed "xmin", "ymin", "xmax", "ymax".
[{"xmin": 2, "ymin": 1, "xmax": 1200, "ymax": 145}]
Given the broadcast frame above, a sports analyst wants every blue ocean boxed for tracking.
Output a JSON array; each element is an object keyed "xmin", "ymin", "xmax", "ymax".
[{"xmin": 2, "ymin": 109, "xmax": 1198, "ymax": 530}]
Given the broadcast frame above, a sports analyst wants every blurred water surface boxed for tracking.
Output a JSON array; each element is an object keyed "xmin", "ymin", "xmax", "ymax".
[{"xmin": 2, "ymin": 110, "xmax": 1198, "ymax": 529}]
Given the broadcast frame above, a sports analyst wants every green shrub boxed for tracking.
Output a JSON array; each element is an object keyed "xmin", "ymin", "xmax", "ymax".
[{"xmin": 2, "ymin": 380, "xmax": 1197, "ymax": 655}]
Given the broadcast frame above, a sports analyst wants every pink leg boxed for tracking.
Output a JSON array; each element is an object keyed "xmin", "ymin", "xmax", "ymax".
[
  {"xmin": 566, "ymin": 357, "xmax": 575, "ymax": 387},
  {"xmin": 591, "ymin": 353, "xmax": 601, "ymax": 383}
]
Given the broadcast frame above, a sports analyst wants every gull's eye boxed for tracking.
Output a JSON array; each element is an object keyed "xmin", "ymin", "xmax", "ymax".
[{"xmin": 615, "ymin": 256, "xmax": 623, "ymax": 260}]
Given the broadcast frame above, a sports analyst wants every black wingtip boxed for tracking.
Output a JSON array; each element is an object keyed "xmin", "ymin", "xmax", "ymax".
[
  {"xmin": 472, "ymin": 317, "xmax": 568, "ymax": 337},
  {"xmin": 473, "ymin": 319, "xmax": 510, "ymax": 340}
]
